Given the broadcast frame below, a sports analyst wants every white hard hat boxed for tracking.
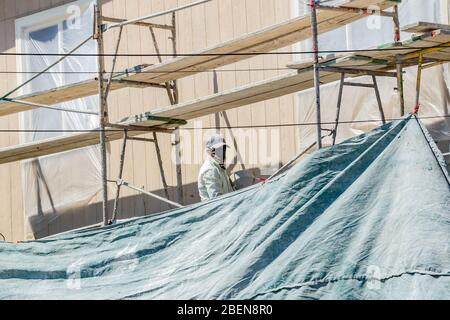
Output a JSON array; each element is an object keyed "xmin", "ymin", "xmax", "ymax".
[{"xmin": 206, "ymin": 134, "xmax": 230, "ymax": 150}]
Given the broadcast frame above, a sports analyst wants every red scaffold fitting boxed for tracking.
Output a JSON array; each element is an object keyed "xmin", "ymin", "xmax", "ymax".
[{"xmin": 413, "ymin": 104, "xmax": 420, "ymax": 115}]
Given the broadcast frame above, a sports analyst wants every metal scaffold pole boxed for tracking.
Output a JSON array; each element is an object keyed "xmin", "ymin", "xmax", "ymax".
[
  {"xmin": 393, "ymin": 5, "xmax": 405, "ymax": 116},
  {"xmin": 149, "ymin": 12, "xmax": 183, "ymax": 205},
  {"xmin": 393, "ymin": 5, "xmax": 401, "ymax": 42},
  {"xmin": 396, "ymin": 58, "xmax": 405, "ymax": 116},
  {"xmin": 414, "ymin": 53, "xmax": 424, "ymax": 114},
  {"xmin": 171, "ymin": 12, "xmax": 184, "ymax": 205},
  {"xmin": 95, "ymin": 2, "xmax": 109, "ymax": 226},
  {"xmin": 310, "ymin": 0, "xmax": 322, "ymax": 149}
]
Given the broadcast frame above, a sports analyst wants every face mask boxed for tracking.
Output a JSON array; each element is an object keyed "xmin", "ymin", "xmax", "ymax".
[{"xmin": 212, "ymin": 146, "xmax": 226, "ymax": 165}]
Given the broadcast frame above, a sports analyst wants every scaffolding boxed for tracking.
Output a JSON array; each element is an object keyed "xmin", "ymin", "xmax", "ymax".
[
  {"xmin": 1, "ymin": 0, "xmax": 449, "ymax": 228},
  {"xmin": 308, "ymin": 1, "xmax": 450, "ymax": 152}
]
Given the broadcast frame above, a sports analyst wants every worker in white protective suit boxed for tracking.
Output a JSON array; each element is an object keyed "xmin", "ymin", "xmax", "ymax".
[{"xmin": 198, "ymin": 134, "xmax": 235, "ymax": 201}]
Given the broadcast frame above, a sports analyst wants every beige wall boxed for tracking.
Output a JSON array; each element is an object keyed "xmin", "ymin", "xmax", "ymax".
[{"xmin": 0, "ymin": 0, "xmax": 300, "ymax": 241}]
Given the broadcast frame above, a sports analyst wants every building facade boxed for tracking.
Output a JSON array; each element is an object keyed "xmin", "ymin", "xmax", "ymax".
[{"xmin": 0, "ymin": 0, "xmax": 449, "ymax": 242}]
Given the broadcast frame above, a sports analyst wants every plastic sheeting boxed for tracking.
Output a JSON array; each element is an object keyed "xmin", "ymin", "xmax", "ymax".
[
  {"xmin": 294, "ymin": 0, "xmax": 450, "ymax": 148},
  {"xmin": 11, "ymin": 0, "xmax": 449, "ymax": 240},
  {"xmin": 15, "ymin": 0, "xmax": 100, "ymax": 238},
  {"xmin": 0, "ymin": 116, "xmax": 448, "ymax": 300}
]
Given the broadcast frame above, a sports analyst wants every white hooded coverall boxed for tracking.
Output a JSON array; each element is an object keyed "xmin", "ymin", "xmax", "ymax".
[{"xmin": 198, "ymin": 155, "xmax": 234, "ymax": 201}]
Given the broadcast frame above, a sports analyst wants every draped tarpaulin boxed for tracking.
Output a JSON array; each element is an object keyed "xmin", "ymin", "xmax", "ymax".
[{"xmin": 0, "ymin": 116, "xmax": 448, "ymax": 299}]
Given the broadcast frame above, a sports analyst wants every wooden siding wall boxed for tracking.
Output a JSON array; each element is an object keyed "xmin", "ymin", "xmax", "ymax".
[{"xmin": 0, "ymin": 0, "xmax": 298, "ymax": 241}]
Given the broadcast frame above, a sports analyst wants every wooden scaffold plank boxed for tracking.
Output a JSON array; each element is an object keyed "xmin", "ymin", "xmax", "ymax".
[
  {"xmin": 0, "ymin": 56, "xmax": 389, "ymax": 164},
  {"xmin": 5, "ymin": 24, "xmax": 450, "ymax": 165},
  {"xmin": 0, "ymin": 0, "xmax": 400, "ymax": 117}
]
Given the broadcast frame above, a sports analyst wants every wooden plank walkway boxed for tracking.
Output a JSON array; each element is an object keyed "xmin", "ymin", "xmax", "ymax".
[{"xmin": 0, "ymin": 0, "xmax": 399, "ymax": 117}]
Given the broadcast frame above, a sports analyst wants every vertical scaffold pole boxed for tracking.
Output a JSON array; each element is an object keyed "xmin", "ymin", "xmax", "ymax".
[
  {"xmin": 332, "ymin": 73, "xmax": 345, "ymax": 146},
  {"xmin": 393, "ymin": 5, "xmax": 401, "ymax": 42},
  {"xmin": 111, "ymin": 131, "xmax": 128, "ymax": 223},
  {"xmin": 310, "ymin": 0, "xmax": 322, "ymax": 149},
  {"xmin": 393, "ymin": 5, "xmax": 405, "ymax": 116},
  {"xmin": 414, "ymin": 53, "xmax": 424, "ymax": 114},
  {"xmin": 171, "ymin": 12, "xmax": 184, "ymax": 205},
  {"xmin": 372, "ymin": 76, "xmax": 386, "ymax": 124},
  {"xmin": 95, "ymin": 2, "xmax": 109, "ymax": 226},
  {"xmin": 396, "ymin": 59, "xmax": 405, "ymax": 116}
]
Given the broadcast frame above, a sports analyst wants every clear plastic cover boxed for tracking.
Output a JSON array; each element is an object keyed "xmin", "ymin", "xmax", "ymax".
[
  {"xmin": 16, "ymin": 0, "xmax": 100, "ymax": 238},
  {"xmin": 294, "ymin": 0, "xmax": 450, "ymax": 148}
]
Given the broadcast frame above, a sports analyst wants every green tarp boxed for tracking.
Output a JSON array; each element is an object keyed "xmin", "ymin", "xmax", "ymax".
[{"xmin": 0, "ymin": 115, "xmax": 449, "ymax": 299}]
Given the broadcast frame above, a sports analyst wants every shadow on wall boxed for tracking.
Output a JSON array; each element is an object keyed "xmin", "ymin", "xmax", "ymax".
[
  {"xmin": 28, "ymin": 166, "xmax": 270, "ymax": 240},
  {"xmin": 29, "ymin": 181, "xmax": 201, "ymax": 240},
  {"xmin": 25, "ymin": 130, "xmax": 450, "ymax": 241}
]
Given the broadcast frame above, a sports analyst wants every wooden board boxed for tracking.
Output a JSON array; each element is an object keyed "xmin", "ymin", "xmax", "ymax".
[
  {"xmin": 6, "ymin": 23, "xmax": 450, "ymax": 165},
  {"xmin": 402, "ymin": 21, "xmax": 450, "ymax": 34},
  {"xmin": 0, "ymin": 115, "xmax": 184, "ymax": 164},
  {"xmin": 0, "ymin": 78, "xmax": 129, "ymax": 117},
  {"xmin": 334, "ymin": 29, "xmax": 450, "ymax": 66},
  {"xmin": 371, "ymin": 30, "xmax": 450, "ymax": 62},
  {"xmin": 0, "ymin": 71, "xmax": 319, "ymax": 164},
  {"xmin": 0, "ymin": 0, "xmax": 399, "ymax": 118},
  {"xmin": 404, "ymin": 30, "xmax": 450, "ymax": 60},
  {"xmin": 0, "ymin": 67, "xmax": 367, "ymax": 164},
  {"xmin": 0, "ymin": 64, "xmax": 154, "ymax": 117},
  {"xmin": 126, "ymin": 0, "xmax": 400, "ymax": 84}
]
